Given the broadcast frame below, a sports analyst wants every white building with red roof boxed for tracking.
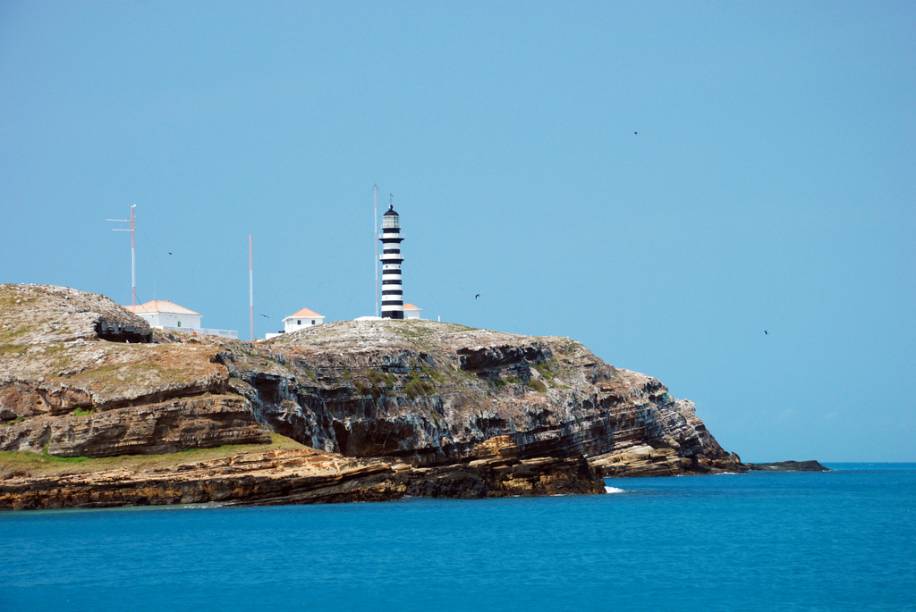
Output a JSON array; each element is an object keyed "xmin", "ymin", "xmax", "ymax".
[
  {"xmin": 283, "ymin": 306, "xmax": 325, "ymax": 333},
  {"xmin": 124, "ymin": 299, "xmax": 237, "ymax": 338},
  {"xmin": 124, "ymin": 300, "xmax": 201, "ymax": 330},
  {"xmin": 403, "ymin": 303, "xmax": 422, "ymax": 320}
]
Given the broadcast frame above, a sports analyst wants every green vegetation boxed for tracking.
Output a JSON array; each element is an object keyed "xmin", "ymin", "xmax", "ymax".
[
  {"xmin": 54, "ymin": 354, "xmax": 200, "ymax": 390},
  {"xmin": 40, "ymin": 449, "xmax": 88, "ymax": 464},
  {"xmin": 71, "ymin": 407, "xmax": 93, "ymax": 417},
  {"xmin": 528, "ymin": 378, "xmax": 548, "ymax": 393},
  {"xmin": 557, "ymin": 339, "xmax": 582, "ymax": 354},
  {"xmin": 439, "ymin": 322, "xmax": 475, "ymax": 332},
  {"xmin": 533, "ymin": 361, "xmax": 558, "ymax": 382},
  {"xmin": 0, "ymin": 343, "xmax": 27, "ymax": 356},
  {"xmin": 0, "ymin": 290, "xmax": 37, "ymax": 310},
  {"xmin": 391, "ymin": 323, "xmax": 435, "ymax": 346},
  {"xmin": 391, "ymin": 320, "xmax": 477, "ymax": 346},
  {"xmin": 38, "ymin": 343, "xmax": 75, "ymax": 372},
  {"xmin": 417, "ymin": 362, "xmax": 446, "ymax": 384},
  {"xmin": 0, "ymin": 324, "xmax": 35, "ymax": 345},
  {"xmin": 403, "ymin": 371, "xmax": 436, "ymax": 399},
  {"xmin": 354, "ymin": 378, "xmax": 371, "ymax": 395},
  {"xmin": 488, "ymin": 376, "xmax": 507, "ymax": 390},
  {"xmin": 362, "ymin": 368, "xmax": 398, "ymax": 399},
  {"xmin": 367, "ymin": 368, "xmax": 397, "ymax": 387}
]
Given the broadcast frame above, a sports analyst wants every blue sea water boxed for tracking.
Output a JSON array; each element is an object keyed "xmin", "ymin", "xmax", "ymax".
[{"xmin": 2, "ymin": 464, "xmax": 915, "ymax": 611}]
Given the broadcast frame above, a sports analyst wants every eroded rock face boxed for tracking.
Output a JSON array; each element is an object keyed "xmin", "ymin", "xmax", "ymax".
[
  {"xmin": 0, "ymin": 394, "xmax": 269, "ymax": 457},
  {"xmin": 233, "ymin": 320, "xmax": 741, "ymax": 474},
  {"xmin": 0, "ymin": 284, "xmax": 742, "ymax": 508}
]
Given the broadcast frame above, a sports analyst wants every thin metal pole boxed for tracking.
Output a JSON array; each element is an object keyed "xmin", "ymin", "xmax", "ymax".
[
  {"xmin": 373, "ymin": 184, "xmax": 379, "ymax": 317},
  {"xmin": 106, "ymin": 206, "xmax": 136, "ymax": 305},
  {"xmin": 248, "ymin": 234, "xmax": 254, "ymax": 341},
  {"xmin": 130, "ymin": 204, "xmax": 137, "ymax": 305}
]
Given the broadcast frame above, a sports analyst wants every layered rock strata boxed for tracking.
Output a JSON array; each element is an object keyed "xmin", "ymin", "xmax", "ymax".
[
  {"xmin": 0, "ymin": 436, "xmax": 601, "ymax": 511},
  {"xmin": 1, "ymin": 284, "xmax": 742, "ymax": 509}
]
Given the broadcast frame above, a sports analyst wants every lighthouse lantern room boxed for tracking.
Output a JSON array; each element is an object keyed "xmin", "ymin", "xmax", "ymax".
[{"xmin": 379, "ymin": 202, "xmax": 404, "ymax": 319}]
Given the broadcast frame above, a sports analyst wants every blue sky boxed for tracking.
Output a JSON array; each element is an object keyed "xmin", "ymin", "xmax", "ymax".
[{"xmin": 1, "ymin": 1, "xmax": 914, "ymax": 461}]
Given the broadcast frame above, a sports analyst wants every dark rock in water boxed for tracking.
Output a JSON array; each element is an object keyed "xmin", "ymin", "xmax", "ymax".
[{"xmin": 748, "ymin": 460, "xmax": 829, "ymax": 472}]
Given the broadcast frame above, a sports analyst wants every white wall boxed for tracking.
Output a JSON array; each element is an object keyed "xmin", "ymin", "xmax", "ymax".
[
  {"xmin": 283, "ymin": 316, "xmax": 324, "ymax": 333},
  {"xmin": 134, "ymin": 311, "xmax": 201, "ymax": 330}
]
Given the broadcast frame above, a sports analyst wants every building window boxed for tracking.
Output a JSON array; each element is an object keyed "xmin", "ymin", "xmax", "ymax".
[
  {"xmin": 297, "ymin": 319, "xmax": 301, "ymax": 325},
  {"xmin": 177, "ymin": 321, "xmax": 181, "ymax": 327},
  {"xmin": 311, "ymin": 320, "xmax": 315, "ymax": 325}
]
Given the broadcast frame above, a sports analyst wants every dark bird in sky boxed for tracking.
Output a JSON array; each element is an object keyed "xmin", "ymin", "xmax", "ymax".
[
  {"xmin": 475, "ymin": 293, "xmax": 480, "ymax": 300},
  {"xmin": 633, "ymin": 131, "xmax": 638, "ymax": 135},
  {"xmin": 260, "ymin": 314, "xmax": 270, "ymax": 318},
  {"xmin": 168, "ymin": 251, "xmax": 173, "ymax": 255},
  {"xmin": 764, "ymin": 330, "xmax": 768, "ymax": 335}
]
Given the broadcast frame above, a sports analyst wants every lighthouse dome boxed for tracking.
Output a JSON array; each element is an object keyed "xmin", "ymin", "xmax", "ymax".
[{"xmin": 384, "ymin": 204, "xmax": 399, "ymax": 216}]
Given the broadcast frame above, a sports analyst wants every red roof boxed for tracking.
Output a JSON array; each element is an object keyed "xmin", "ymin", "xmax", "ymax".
[
  {"xmin": 403, "ymin": 303, "xmax": 421, "ymax": 311},
  {"xmin": 285, "ymin": 307, "xmax": 323, "ymax": 319},
  {"xmin": 124, "ymin": 300, "xmax": 200, "ymax": 316}
]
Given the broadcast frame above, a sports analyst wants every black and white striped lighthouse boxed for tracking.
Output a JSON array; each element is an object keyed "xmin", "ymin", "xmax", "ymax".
[{"xmin": 379, "ymin": 202, "xmax": 404, "ymax": 319}]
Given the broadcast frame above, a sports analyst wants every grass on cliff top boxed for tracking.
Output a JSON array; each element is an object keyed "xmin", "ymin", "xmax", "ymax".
[
  {"xmin": 390, "ymin": 320, "xmax": 477, "ymax": 345},
  {"xmin": 0, "ymin": 289, "xmax": 38, "ymax": 310},
  {"xmin": 42, "ymin": 344, "xmax": 223, "ymax": 394},
  {"xmin": 0, "ymin": 324, "xmax": 36, "ymax": 346},
  {"xmin": 0, "ymin": 342, "xmax": 27, "ymax": 356},
  {"xmin": 0, "ymin": 433, "xmax": 307, "ymax": 478}
]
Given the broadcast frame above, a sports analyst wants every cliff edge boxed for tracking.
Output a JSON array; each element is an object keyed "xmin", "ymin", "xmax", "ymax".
[{"xmin": 0, "ymin": 284, "xmax": 741, "ymax": 509}]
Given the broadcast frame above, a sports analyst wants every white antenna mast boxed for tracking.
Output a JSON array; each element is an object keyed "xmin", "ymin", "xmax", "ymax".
[
  {"xmin": 248, "ymin": 234, "xmax": 254, "ymax": 341},
  {"xmin": 106, "ymin": 204, "xmax": 137, "ymax": 305},
  {"xmin": 373, "ymin": 184, "xmax": 379, "ymax": 317}
]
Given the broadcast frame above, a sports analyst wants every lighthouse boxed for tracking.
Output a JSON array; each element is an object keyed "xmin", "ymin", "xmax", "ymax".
[{"xmin": 379, "ymin": 202, "xmax": 405, "ymax": 319}]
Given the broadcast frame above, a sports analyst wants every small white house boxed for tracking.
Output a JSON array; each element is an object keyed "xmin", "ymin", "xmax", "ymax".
[
  {"xmin": 124, "ymin": 300, "xmax": 237, "ymax": 339},
  {"xmin": 403, "ymin": 303, "xmax": 422, "ymax": 320},
  {"xmin": 283, "ymin": 307, "xmax": 325, "ymax": 333},
  {"xmin": 125, "ymin": 300, "xmax": 201, "ymax": 330}
]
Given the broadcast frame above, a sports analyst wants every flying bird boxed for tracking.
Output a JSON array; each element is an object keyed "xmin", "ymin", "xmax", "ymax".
[
  {"xmin": 260, "ymin": 314, "xmax": 270, "ymax": 319},
  {"xmin": 633, "ymin": 131, "xmax": 638, "ymax": 135},
  {"xmin": 475, "ymin": 293, "xmax": 481, "ymax": 300},
  {"xmin": 167, "ymin": 251, "xmax": 173, "ymax": 256},
  {"xmin": 764, "ymin": 330, "xmax": 768, "ymax": 335}
]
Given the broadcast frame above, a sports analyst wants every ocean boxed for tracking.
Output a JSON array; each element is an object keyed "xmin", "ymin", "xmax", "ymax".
[{"xmin": 2, "ymin": 464, "xmax": 914, "ymax": 611}]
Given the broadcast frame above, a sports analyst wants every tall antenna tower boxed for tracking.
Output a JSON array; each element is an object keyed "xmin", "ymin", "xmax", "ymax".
[
  {"xmin": 373, "ymin": 184, "xmax": 380, "ymax": 317},
  {"xmin": 248, "ymin": 234, "xmax": 254, "ymax": 341},
  {"xmin": 106, "ymin": 204, "xmax": 137, "ymax": 305}
]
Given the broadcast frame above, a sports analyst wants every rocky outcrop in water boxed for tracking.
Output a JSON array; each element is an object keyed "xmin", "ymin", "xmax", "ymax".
[
  {"xmin": 748, "ymin": 460, "xmax": 829, "ymax": 472},
  {"xmin": 0, "ymin": 284, "xmax": 742, "ymax": 509}
]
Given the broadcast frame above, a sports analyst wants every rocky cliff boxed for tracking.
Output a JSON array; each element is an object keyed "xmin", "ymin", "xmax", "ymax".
[{"xmin": 0, "ymin": 284, "xmax": 741, "ymax": 510}]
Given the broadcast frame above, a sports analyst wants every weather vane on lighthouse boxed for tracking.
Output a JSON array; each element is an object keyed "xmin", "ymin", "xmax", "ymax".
[{"xmin": 379, "ymin": 195, "xmax": 404, "ymax": 319}]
